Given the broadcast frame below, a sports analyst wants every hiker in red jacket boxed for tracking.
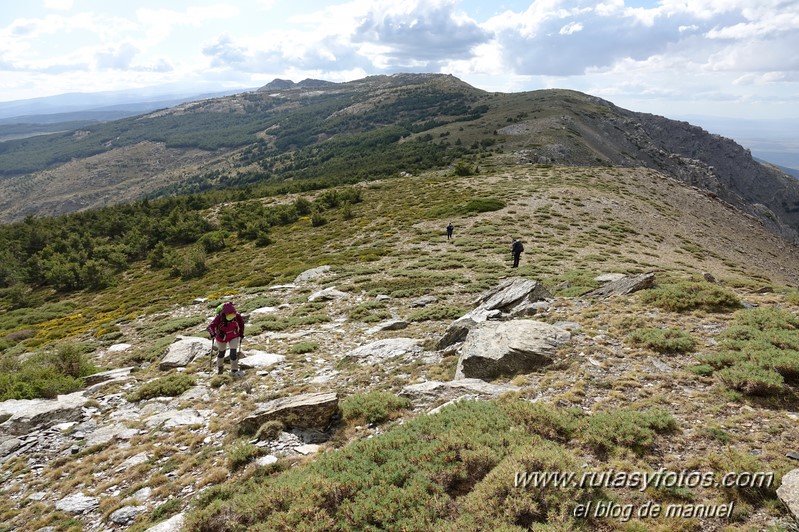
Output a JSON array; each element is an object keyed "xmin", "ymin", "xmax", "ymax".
[{"xmin": 206, "ymin": 302, "xmax": 245, "ymax": 375}]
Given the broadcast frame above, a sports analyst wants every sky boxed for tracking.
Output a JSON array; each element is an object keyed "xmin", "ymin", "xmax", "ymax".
[{"xmin": 1, "ymin": 0, "xmax": 798, "ymax": 121}]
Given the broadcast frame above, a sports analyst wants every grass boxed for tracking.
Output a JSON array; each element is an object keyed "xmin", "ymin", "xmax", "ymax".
[
  {"xmin": 626, "ymin": 327, "xmax": 696, "ymax": 354},
  {"xmin": 125, "ymin": 373, "xmax": 196, "ymax": 402},
  {"xmin": 339, "ymin": 392, "xmax": 412, "ymax": 424},
  {"xmin": 638, "ymin": 281, "xmax": 741, "ymax": 312}
]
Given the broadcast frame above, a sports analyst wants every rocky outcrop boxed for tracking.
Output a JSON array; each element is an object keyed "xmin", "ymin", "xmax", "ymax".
[
  {"xmin": 366, "ymin": 319, "xmax": 409, "ymax": 335},
  {"xmin": 0, "ymin": 391, "xmax": 88, "ymax": 436},
  {"xmin": 238, "ymin": 350, "xmax": 285, "ymax": 369},
  {"xmin": 159, "ymin": 336, "xmax": 211, "ymax": 370},
  {"xmin": 239, "ymin": 392, "xmax": 339, "ymax": 434},
  {"xmin": 585, "ymin": 272, "xmax": 655, "ymax": 298},
  {"xmin": 455, "ymin": 320, "xmax": 571, "ymax": 380},
  {"xmin": 308, "ymin": 286, "xmax": 349, "ymax": 302},
  {"xmin": 438, "ymin": 277, "xmax": 552, "ymax": 349}
]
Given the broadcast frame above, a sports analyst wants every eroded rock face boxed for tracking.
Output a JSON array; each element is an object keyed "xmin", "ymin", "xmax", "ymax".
[
  {"xmin": 400, "ymin": 379, "xmax": 521, "ymax": 404},
  {"xmin": 239, "ymin": 392, "xmax": 339, "ymax": 434},
  {"xmin": 455, "ymin": 320, "xmax": 571, "ymax": 380},
  {"xmin": 343, "ymin": 338, "xmax": 423, "ymax": 365}
]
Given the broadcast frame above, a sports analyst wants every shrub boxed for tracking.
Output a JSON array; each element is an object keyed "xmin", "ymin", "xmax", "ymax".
[
  {"xmin": 198, "ymin": 231, "xmax": 227, "ymax": 252},
  {"xmin": 255, "ymin": 420, "xmax": 285, "ymax": 441},
  {"xmin": 715, "ymin": 363, "xmax": 784, "ymax": 396},
  {"xmin": 226, "ymin": 439, "xmax": 263, "ymax": 471},
  {"xmin": 459, "ymin": 197, "xmax": 505, "ymax": 214},
  {"xmin": 125, "ymin": 373, "xmax": 196, "ymax": 402},
  {"xmin": 579, "ymin": 408, "xmax": 677, "ymax": 456},
  {"xmin": 289, "ymin": 341, "xmax": 319, "ymax": 354},
  {"xmin": 340, "ymin": 392, "xmax": 411, "ymax": 424},
  {"xmin": 406, "ymin": 305, "xmax": 466, "ymax": 322},
  {"xmin": 626, "ymin": 327, "xmax": 696, "ymax": 354},
  {"xmin": 0, "ymin": 343, "xmax": 99, "ymax": 400},
  {"xmin": 639, "ymin": 281, "xmax": 741, "ymax": 312}
]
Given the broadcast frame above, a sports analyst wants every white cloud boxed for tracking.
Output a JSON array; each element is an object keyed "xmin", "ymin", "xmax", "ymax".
[{"xmin": 44, "ymin": 0, "xmax": 74, "ymax": 10}]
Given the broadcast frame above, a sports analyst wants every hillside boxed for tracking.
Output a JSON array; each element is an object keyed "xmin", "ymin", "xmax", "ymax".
[
  {"xmin": 2, "ymin": 163, "xmax": 799, "ymax": 530},
  {"xmin": 1, "ymin": 74, "xmax": 798, "ymax": 245}
]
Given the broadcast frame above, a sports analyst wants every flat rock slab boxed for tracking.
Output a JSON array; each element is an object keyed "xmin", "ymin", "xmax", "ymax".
[
  {"xmin": 778, "ymin": 468, "xmax": 799, "ymax": 521},
  {"xmin": 401, "ymin": 379, "xmax": 521, "ymax": 403},
  {"xmin": 366, "ymin": 320, "xmax": 410, "ymax": 335},
  {"xmin": 0, "ymin": 391, "xmax": 87, "ymax": 436},
  {"xmin": 239, "ymin": 350, "xmax": 286, "ymax": 369},
  {"xmin": 475, "ymin": 277, "xmax": 551, "ymax": 311},
  {"xmin": 240, "ymin": 392, "xmax": 338, "ymax": 434},
  {"xmin": 159, "ymin": 336, "xmax": 211, "ymax": 370},
  {"xmin": 455, "ymin": 320, "xmax": 570, "ymax": 380},
  {"xmin": 585, "ymin": 272, "xmax": 655, "ymax": 298},
  {"xmin": 308, "ymin": 286, "xmax": 349, "ymax": 302},
  {"xmin": 343, "ymin": 338, "xmax": 423, "ymax": 364}
]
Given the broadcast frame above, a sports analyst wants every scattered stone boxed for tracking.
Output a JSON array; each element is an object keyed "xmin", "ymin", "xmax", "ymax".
[
  {"xmin": 85, "ymin": 423, "xmax": 139, "ymax": 447},
  {"xmin": 117, "ymin": 452, "xmax": 150, "ymax": 472},
  {"xmin": 268, "ymin": 284, "xmax": 297, "ymax": 291},
  {"xmin": 109, "ymin": 505, "xmax": 147, "ymax": 525},
  {"xmin": 0, "ymin": 437, "xmax": 22, "ymax": 458},
  {"xmin": 240, "ymin": 392, "xmax": 338, "ymax": 434},
  {"xmin": 366, "ymin": 319, "xmax": 409, "ymax": 335},
  {"xmin": 343, "ymin": 338, "xmax": 423, "ymax": 364},
  {"xmin": 0, "ymin": 391, "xmax": 88, "ymax": 436},
  {"xmin": 55, "ymin": 493, "xmax": 99, "ymax": 514},
  {"xmin": 553, "ymin": 321, "xmax": 581, "ymax": 332},
  {"xmin": 455, "ymin": 320, "xmax": 570, "ymax": 380},
  {"xmin": 702, "ymin": 272, "xmax": 717, "ymax": 283},
  {"xmin": 375, "ymin": 294, "xmax": 392, "ymax": 302},
  {"xmin": 294, "ymin": 265, "xmax": 331, "ymax": 284},
  {"xmin": 777, "ymin": 468, "xmax": 799, "ymax": 521},
  {"xmin": 238, "ymin": 351, "xmax": 286, "ymax": 369},
  {"xmin": 585, "ymin": 272, "xmax": 655, "ymax": 298},
  {"xmin": 159, "ymin": 336, "xmax": 212, "ymax": 370}
]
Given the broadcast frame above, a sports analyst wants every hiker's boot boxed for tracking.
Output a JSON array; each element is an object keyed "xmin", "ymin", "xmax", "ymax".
[
  {"xmin": 231, "ymin": 358, "xmax": 239, "ymax": 374},
  {"xmin": 217, "ymin": 357, "xmax": 224, "ymax": 375}
]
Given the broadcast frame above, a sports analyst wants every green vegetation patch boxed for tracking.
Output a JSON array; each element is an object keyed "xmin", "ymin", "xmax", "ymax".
[
  {"xmin": 696, "ymin": 307, "xmax": 799, "ymax": 396},
  {"xmin": 184, "ymin": 400, "xmax": 681, "ymax": 531},
  {"xmin": 626, "ymin": 327, "xmax": 696, "ymax": 354},
  {"xmin": 458, "ymin": 197, "xmax": 506, "ymax": 214},
  {"xmin": 0, "ymin": 343, "xmax": 100, "ymax": 401},
  {"xmin": 125, "ymin": 373, "xmax": 196, "ymax": 402},
  {"xmin": 639, "ymin": 281, "xmax": 741, "ymax": 312},
  {"xmin": 340, "ymin": 392, "xmax": 412, "ymax": 424}
]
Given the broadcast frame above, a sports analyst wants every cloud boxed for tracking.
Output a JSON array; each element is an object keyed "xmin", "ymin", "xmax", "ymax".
[
  {"xmin": 44, "ymin": 0, "xmax": 74, "ymax": 10},
  {"xmin": 351, "ymin": 0, "xmax": 491, "ymax": 68}
]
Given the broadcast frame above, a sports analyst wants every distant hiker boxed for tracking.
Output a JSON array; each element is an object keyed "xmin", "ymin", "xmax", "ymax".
[
  {"xmin": 446, "ymin": 222, "xmax": 454, "ymax": 240},
  {"xmin": 511, "ymin": 238, "xmax": 524, "ymax": 268},
  {"xmin": 207, "ymin": 301, "xmax": 245, "ymax": 375}
]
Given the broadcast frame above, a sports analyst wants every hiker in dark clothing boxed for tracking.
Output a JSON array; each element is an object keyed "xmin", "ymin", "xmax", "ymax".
[
  {"xmin": 447, "ymin": 222, "xmax": 454, "ymax": 240},
  {"xmin": 511, "ymin": 238, "xmax": 524, "ymax": 268}
]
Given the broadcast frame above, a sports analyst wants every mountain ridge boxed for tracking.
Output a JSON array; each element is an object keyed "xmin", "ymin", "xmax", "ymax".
[{"xmin": 0, "ymin": 73, "xmax": 798, "ymax": 244}]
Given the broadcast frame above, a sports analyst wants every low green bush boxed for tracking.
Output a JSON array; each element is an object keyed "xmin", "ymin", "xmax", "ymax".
[
  {"xmin": 626, "ymin": 327, "xmax": 696, "ymax": 354},
  {"xmin": 579, "ymin": 407, "xmax": 677, "ymax": 456},
  {"xmin": 406, "ymin": 305, "xmax": 466, "ymax": 322},
  {"xmin": 340, "ymin": 392, "xmax": 411, "ymax": 424},
  {"xmin": 639, "ymin": 281, "xmax": 741, "ymax": 312},
  {"xmin": 125, "ymin": 373, "xmax": 196, "ymax": 402},
  {"xmin": 289, "ymin": 341, "xmax": 319, "ymax": 354},
  {"xmin": 226, "ymin": 439, "xmax": 264, "ymax": 471},
  {"xmin": 0, "ymin": 343, "xmax": 100, "ymax": 400}
]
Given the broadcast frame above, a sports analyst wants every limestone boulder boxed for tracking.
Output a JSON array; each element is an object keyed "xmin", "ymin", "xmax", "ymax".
[
  {"xmin": 159, "ymin": 336, "xmax": 211, "ymax": 370},
  {"xmin": 294, "ymin": 265, "xmax": 331, "ymax": 284},
  {"xmin": 240, "ymin": 392, "xmax": 338, "ymax": 434},
  {"xmin": 239, "ymin": 350, "xmax": 285, "ymax": 369},
  {"xmin": 455, "ymin": 320, "xmax": 570, "ymax": 380}
]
